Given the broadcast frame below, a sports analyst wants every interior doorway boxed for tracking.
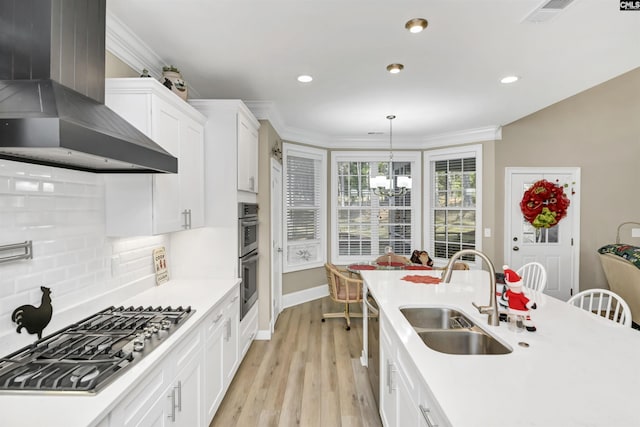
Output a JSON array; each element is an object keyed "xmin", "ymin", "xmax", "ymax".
[
  {"xmin": 504, "ymin": 167, "xmax": 581, "ymax": 301},
  {"xmin": 270, "ymin": 158, "xmax": 283, "ymax": 332}
]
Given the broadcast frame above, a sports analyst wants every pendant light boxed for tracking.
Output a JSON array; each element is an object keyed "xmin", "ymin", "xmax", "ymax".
[{"xmin": 370, "ymin": 115, "xmax": 411, "ymax": 197}]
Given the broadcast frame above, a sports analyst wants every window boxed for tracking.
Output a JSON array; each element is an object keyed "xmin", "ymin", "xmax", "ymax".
[
  {"xmin": 424, "ymin": 145, "xmax": 482, "ymax": 266},
  {"xmin": 283, "ymin": 144, "xmax": 327, "ymax": 272},
  {"xmin": 331, "ymin": 151, "xmax": 421, "ymax": 265}
]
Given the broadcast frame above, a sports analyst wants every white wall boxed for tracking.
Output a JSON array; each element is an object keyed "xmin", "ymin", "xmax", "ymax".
[{"xmin": 0, "ymin": 159, "xmax": 168, "ymax": 351}]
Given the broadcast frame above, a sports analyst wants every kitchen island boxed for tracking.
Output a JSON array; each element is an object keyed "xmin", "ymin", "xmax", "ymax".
[
  {"xmin": 361, "ymin": 269, "xmax": 640, "ymax": 427},
  {"xmin": 0, "ymin": 278, "xmax": 241, "ymax": 427}
]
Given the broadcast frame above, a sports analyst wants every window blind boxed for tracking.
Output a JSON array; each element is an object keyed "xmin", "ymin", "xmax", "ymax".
[{"xmin": 283, "ymin": 146, "xmax": 326, "ymax": 271}]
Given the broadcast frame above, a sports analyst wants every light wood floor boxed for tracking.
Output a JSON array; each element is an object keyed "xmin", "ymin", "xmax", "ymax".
[{"xmin": 210, "ymin": 297, "xmax": 382, "ymax": 427}]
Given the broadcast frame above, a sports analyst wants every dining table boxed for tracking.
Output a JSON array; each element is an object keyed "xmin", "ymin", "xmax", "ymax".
[{"xmin": 346, "ymin": 261, "xmax": 437, "ymax": 273}]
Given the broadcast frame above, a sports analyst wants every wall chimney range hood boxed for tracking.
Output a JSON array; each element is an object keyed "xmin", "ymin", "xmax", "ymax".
[{"xmin": 0, "ymin": 0, "xmax": 178, "ymax": 173}]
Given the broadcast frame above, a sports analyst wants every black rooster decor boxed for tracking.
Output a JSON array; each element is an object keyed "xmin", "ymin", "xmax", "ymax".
[{"xmin": 11, "ymin": 286, "xmax": 53, "ymax": 340}]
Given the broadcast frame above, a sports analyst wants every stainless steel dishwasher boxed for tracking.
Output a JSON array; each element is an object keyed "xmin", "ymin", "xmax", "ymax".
[{"xmin": 365, "ymin": 291, "xmax": 380, "ymax": 406}]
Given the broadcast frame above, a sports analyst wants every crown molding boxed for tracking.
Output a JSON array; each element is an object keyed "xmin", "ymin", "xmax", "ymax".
[
  {"xmin": 105, "ymin": 12, "xmax": 201, "ymax": 98},
  {"xmin": 105, "ymin": 15, "xmax": 500, "ymax": 149},
  {"xmin": 420, "ymin": 126, "xmax": 502, "ymax": 148},
  {"xmin": 244, "ymin": 101, "xmax": 330, "ymax": 148}
]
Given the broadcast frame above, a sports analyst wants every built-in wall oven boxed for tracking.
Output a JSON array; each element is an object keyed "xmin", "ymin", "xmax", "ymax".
[{"xmin": 239, "ymin": 203, "xmax": 259, "ymax": 320}]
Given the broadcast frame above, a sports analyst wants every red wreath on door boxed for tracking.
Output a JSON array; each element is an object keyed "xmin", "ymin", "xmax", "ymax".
[{"xmin": 520, "ymin": 179, "xmax": 570, "ymax": 228}]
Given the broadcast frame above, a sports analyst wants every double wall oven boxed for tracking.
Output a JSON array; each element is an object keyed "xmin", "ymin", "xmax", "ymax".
[{"xmin": 238, "ymin": 203, "xmax": 259, "ymax": 320}]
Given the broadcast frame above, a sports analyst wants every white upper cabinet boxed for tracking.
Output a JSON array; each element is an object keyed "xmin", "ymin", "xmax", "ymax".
[
  {"xmin": 237, "ymin": 110, "xmax": 260, "ymax": 193},
  {"xmin": 104, "ymin": 78, "xmax": 206, "ymax": 236}
]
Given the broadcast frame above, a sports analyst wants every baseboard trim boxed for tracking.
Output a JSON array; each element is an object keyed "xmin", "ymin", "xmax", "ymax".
[
  {"xmin": 282, "ymin": 284, "xmax": 329, "ymax": 309},
  {"xmin": 255, "ymin": 329, "xmax": 271, "ymax": 340}
]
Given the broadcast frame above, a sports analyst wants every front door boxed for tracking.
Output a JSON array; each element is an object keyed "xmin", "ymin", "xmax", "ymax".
[
  {"xmin": 505, "ymin": 167, "xmax": 580, "ymax": 301},
  {"xmin": 270, "ymin": 159, "xmax": 283, "ymax": 332}
]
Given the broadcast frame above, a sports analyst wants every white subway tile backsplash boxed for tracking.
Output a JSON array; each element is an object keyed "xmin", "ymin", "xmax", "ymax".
[
  {"xmin": 0, "ymin": 177, "xmax": 10, "ymax": 192},
  {"xmin": 0, "ymin": 280, "xmax": 16, "ymax": 299},
  {"xmin": 0, "ymin": 195, "xmax": 26, "ymax": 208},
  {"xmin": 14, "ymin": 179, "xmax": 40, "ymax": 192},
  {"xmin": 26, "ymin": 195, "xmax": 56, "ymax": 210},
  {"xmin": 0, "ymin": 292, "xmax": 32, "ymax": 317},
  {"xmin": 14, "ymin": 273, "xmax": 45, "ymax": 293},
  {"xmin": 0, "ymin": 160, "xmax": 167, "ymax": 341}
]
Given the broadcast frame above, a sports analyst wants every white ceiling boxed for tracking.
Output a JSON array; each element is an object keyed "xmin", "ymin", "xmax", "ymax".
[{"xmin": 106, "ymin": 0, "xmax": 640, "ymax": 148}]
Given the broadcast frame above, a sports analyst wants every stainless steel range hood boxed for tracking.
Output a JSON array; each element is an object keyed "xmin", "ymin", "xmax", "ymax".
[{"xmin": 0, "ymin": 0, "xmax": 178, "ymax": 173}]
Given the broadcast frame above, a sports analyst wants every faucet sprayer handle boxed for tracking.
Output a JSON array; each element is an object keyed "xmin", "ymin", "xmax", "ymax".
[{"xmin": 472, "ymin": 302, "xmax": 490, "ymax": 314}]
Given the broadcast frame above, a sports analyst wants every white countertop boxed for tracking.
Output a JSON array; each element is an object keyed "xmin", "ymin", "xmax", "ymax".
[
  {"xmin": 361, "ymin": 269, "xmax": 640, "ymax": 427},
  {"xmin": 0, "ymin": 278, "xmax": 239, "ymax": 427}
]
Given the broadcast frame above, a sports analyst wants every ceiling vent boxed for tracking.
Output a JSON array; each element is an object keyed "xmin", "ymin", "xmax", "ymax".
[{"xmin": 523, "ymin": 0, "xmax": 576, "ymax": 23}]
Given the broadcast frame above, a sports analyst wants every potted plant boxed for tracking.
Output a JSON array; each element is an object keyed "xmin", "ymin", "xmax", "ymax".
[{"xmin": 161, "ymin": 65, "xmax": 188, "ymax": 100}]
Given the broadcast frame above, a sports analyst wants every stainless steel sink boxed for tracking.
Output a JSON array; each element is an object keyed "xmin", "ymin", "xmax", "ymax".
[
  {"xmin": 400, "ymin": 307, "xmax": 475, "ymax": 330},
  {"xmin": 400, "ymin": 306, "xmax": 512, "ymax": 355},
  {"xmin": 417, "ymin": 330, "xmax": 512, "ymax": 355}
]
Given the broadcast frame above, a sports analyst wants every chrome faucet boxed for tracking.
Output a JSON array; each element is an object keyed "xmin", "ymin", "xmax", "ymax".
[{"xmin": 441, "ymin": 249, "xmax": 500, "ymax": 326}]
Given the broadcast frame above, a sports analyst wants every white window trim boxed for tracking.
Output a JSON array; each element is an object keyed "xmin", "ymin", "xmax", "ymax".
[
  {"xmin": 331, "ymin": 150, "xmax": 422, "ymax": 265},
  {"xmin": 282, "ymin": 143, "xmax": 327, "ymax": 273},
  {"xmin": 423, "ymin": 144, "xmax": 483, "ymax": 269}
]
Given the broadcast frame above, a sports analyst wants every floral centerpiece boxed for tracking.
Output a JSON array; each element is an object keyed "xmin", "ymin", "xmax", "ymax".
[{"xmin": 520, "ymin": 179, "xmax": 570, "ymax": 228}]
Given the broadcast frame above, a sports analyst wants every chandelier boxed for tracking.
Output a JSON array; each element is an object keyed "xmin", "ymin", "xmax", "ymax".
[{"xmin": 370, "ymin": 115, "xmax": 412, "ymax": 197}]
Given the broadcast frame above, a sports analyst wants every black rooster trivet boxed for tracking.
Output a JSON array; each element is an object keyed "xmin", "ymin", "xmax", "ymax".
[{"xmin": 11, "ymin": 286, "xmax": 52, "ymax": 340}]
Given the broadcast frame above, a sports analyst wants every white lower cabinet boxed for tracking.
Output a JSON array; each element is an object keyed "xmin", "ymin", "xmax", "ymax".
[
  {"xmin": 204, "ymin": 310, "xmax": 225, "ymax": 422},
  {"xmin": 170, "ymin": 347, "xmax": 203, "ymax": 426},
  {"xmin": 379, "ymin": 312, "xmax": 450, "ymax": 427},
  {"xmin": 222, "ymin": 293, "xmax": 240, "ymax": 386},
  {"xmin": 203, "ymin": 286, "xmax": 241, "ymax": 421},
  {"xmin": 109, "ymin": 285, "xmax": 243, "ymax": 427},
  {"xmin": 203, "ymin": 287, "xmax": 240, "ymax": 422},
  {"xmin": 238, "ymin": 302, "xmax": 258, "ymax": 358}
]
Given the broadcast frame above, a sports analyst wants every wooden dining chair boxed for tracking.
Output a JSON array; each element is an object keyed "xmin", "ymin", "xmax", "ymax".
[
  {"xmin": 567, "ymin": 289, "xmax": 632, "ymax": 327},
  {"xmin": 323, "ymin": 263, "xmax": 364, "ymax": 330},
  {"xmin": 516, "ymin": 262, "xmax": 547, "ymax": 292}
]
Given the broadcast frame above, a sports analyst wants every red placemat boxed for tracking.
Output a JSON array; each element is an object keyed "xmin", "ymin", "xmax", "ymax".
[
  {"xmin": 376, "ymin": 261, "xmax": 405, "ymax": 267},
  {"xmin": 401, "ymin": 275, "xmax": 441, "ymax": 284},
  {"xmin": 348, "ymin": 264, "xmax": 377, "ymax": 270},
  {"xmin": 403, "ymin": 265, "xmax": 432, "ymax": 270}
]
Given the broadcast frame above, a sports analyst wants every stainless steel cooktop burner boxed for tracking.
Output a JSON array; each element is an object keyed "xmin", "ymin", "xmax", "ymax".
[{"xmin": 0, "ymin": 305, "xmax": 194, "ymax": 394}]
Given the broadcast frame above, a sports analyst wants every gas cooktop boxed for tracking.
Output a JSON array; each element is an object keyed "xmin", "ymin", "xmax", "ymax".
[{"xmin": 0, "ymin": 305, "xmax": 194, "ymax": 394}]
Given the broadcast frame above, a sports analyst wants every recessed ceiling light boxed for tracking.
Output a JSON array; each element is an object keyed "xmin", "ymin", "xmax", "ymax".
[
  {"xmin": 297, "ymin": 75, "xmax": 313, "ymax": 83},
  {"xmin": 386, "ymin": 64, "xmax": 404, "ymax": 74},
  {"xmin": 405, "ymin": 18, "xmax": 428, "ymax": 33},
  {"xmin": 501, "ymin": 75, "xmax": 519, "ymax": 84}
]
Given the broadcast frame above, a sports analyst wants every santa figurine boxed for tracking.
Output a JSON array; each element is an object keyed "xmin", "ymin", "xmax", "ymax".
[{"xmin": 503, "ymin": 265, "xmax": 537, "ymax": 332}]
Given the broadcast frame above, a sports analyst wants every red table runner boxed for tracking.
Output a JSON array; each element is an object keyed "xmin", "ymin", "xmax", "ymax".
[
  {"xmin": 376, "ymin": 261, "xmax": 406, "ymax": 267},
  {"xmin": 401, "ymin": 275, "xmax": 441, "ymax": 284}
]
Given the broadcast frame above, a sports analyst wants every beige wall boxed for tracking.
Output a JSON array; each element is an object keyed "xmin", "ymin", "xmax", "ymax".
[
  {"xmin": 495, "ymin": 67, "xmax": 640, "ymax": 292},
  {"xmin": 105, "ymin": 51, "xmax": 139, "ymax": 77},
  {"xmin": 283, "ymin": 267, "xmax": 327, "ymax": 294},
  {"xmin": 257, "ymin": 120, "xmax": 283, "ymax": 327}
]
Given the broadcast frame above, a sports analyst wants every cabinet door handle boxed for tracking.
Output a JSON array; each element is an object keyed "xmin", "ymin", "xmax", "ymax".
[
  {"xmin": 213, "ymin": 313, "xmax": 223, "ymax": 324},
  {"xmin": 182, "ymin": 209, "xmax": 189, "ymax": 229},
  {"xmin": 386, "ymin": 360, "xmax": 396, "ymax": 394},
  {"xmin": 176, "ymin": 381, "xmax": 182, "ymax": 412},
  {"xmin": 225, "ymin": 318, "xmax": 231, "ymax": 341},
  {"xmin": 419, "ymin": 404, "xmax": 438, "ymax": 427},
  {"xmin": 168, "ymin": 388, "xmax": 177, "ymax": 422}
]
